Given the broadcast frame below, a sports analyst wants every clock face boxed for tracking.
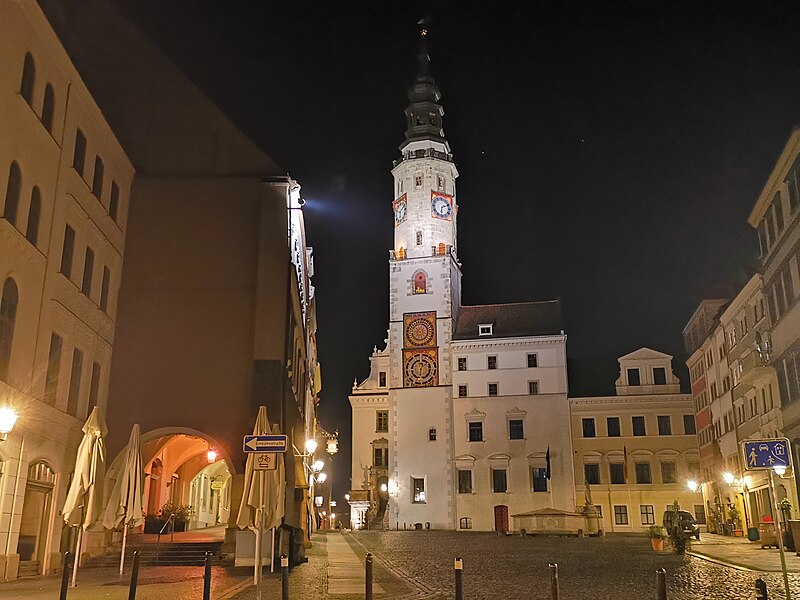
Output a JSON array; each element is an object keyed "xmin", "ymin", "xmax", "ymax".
[
  {"xmin": 404, "ymin": 352, "xmax": 438, "ymax": 387},
  {"xmin": 407, "ymin": 317, "xmax": 435, "ymax": 347},
  {"xmin": 431, "ymin": 193, "xmax": 453, "ymax": 220},
  {"xmin": 393, "ymin": 195, "xmax": 407, "ymax": 226}
]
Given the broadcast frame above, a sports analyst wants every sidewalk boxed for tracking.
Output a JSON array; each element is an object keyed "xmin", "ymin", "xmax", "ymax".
[
  {"xmin": 0, "ymin": 531, "xmax": 411, "ymax": 600},
  {"xmin": 689, "ymin": 532, "xmax": 800, "ymax": 572}
]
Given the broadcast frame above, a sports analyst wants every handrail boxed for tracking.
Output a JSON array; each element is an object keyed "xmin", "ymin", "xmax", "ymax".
[{"xmin": 155, "ymin": 514, "xmax": 175, "ymax": 565}]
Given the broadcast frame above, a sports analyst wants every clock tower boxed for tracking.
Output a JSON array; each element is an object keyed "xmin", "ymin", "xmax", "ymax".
[{"xmin": 386, "ymin": 25, "xmax": 461, "ymax": 528}]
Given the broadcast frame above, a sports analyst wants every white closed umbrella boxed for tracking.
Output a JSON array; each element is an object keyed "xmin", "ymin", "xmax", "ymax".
[
  {"xmin": 102, "ymin": 423, "xmax": 144, "ymax": 574},
  {"xmin": 237, "ymin": 406, "xmax": 284, "ymax": 590},
  {"xmin": 62, "ymin": 406, "xmax": 106, "ymax": 587}
]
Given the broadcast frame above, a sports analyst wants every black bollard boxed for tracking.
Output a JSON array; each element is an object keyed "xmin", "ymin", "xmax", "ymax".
[
  {"xmin": 755, "ymin": 578, "xmax": 768, "ymax": 600},
  {"xmin": 203, "ymin": 551, "xmax": 212, "ymax": 600},
  {"xmin": 128, "ymin": 551, "xmax": 141, "ymax": 600},
  {"xmin": 549, "ymin": 563, "xmax": 559, "ymax": 600},
  {"xmin": 59, "ymin": 552, "xmax": 73, "ymax": 600},
  {"xmin": 365, "ymin": 553, "xmax": 373, "ymax": 600},
  {"xmin": 455, "ymin": 558, "xmax": 463, "ymax": 600},
  {"xmin": 656, "ymin": 568, "xmax": 667, "ymax": 600},
  {"xmin": 281, "ymin": 554, "xmax": 289, "ymax": 600}
]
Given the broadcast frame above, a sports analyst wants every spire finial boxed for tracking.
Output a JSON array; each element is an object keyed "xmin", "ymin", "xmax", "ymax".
[{"xmin": 416, "ymin": 16, "xmax": 432, "ymax": 79}]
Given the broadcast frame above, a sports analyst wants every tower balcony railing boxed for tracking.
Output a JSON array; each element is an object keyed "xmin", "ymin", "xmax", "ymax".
[
  {"xmin": 393, "ymin": 147, "xmax": 454, "ymax": 167},
  {"xmin": 389, "ymin": 244, "xmax": 453, "ymax": 260}
]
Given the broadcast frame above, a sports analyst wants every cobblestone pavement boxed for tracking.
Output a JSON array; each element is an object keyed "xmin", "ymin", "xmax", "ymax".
[
  {"xmin": 351, "ymin": 530, "xmax": 800, "ymax": 599},
  {"xmin": 689, "ymin": 532, "xmax": 800, "ymax": 572}
]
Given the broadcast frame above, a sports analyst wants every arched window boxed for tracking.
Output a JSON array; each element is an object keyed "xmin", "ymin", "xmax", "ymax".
[
  {"xmin": 3, "ymin": 162, "xmax": 21, "ymax": 226},
  {"xmin": 0, "ymin": 278, "xmax": 19, "ymax": 381},
  {"xmin": 20, "ymin": 53, "xmax": 35, "ymax": 105},
  {"xmin": 413, "ymin": 270, "xmax": 427, "ymax": 295},
  {"xmin": 41, "ymin": 84, "xmax": 55, "ymax": 133},
  {"xmin": 437, "ymin": 242, "xmax": 447, "ymax": 256},
  {"xmin": 26, "ymin": 186, "xmax": 41, "ymax": 246}
]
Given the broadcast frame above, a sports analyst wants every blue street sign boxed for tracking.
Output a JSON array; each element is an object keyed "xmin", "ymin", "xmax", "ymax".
[
  {"xmin": 743, "ymin": 438, "xmax": 791, "ymax": 471},
  {"xmin": 243, "ymin": 434, "xmax": 287, "ymax": 453}
]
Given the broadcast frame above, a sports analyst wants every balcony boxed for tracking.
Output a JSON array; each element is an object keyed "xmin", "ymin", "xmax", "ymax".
[
  {"xmin": 735, "ymin": 348, "xmax": 775, "ymax": 390},
  {"xmin": 392, "ymin": 147, "xmax": 454, "ymax": 167}
]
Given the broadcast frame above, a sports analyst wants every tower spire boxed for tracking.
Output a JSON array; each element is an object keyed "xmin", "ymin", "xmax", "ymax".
[{"xmin": 402, "ymin": 17, "xmax": 447, "ymax": 150}]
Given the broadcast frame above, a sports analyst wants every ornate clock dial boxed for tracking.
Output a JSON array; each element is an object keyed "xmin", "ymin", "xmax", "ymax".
[
  {"xmin": 407, "ymin": 317, "xmax": 435, "ymax": 346},
  {"xmin": 404, "ymin": 352, "xmax": 438, "ymax": 386}
]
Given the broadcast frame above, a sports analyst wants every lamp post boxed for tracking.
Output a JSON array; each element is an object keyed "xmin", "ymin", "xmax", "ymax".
[
  {"xmin": 723, "ymin": 471, "xmax": 750, "ymax": 532},
  {"xmin": 0, "ymin": 406, "xmax": 18, "ymax": 441}
]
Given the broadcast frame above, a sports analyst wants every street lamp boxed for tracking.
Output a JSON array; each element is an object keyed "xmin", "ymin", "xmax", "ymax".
[
  {"xmin": 723, "ymin": 471, "xmax": 735, "ymax": 485},
  {"xmin": 312, "ymin": 459, "xmax": 325, "ymax": 473},
  {"xmin": 0, "ymin": 407, "xmax": 18, "ymax": 442},
  {"xmin": 687, "ymin": 480, "xmax": 699, "ymax": 493},
  {"xmin": 305, "ymin": 439, "xmax": 318, "ymax": 454},
  {"xmin": 775, "ymin": 465, "xmax": 787, "ymax": 477},
  {"xmin": 206, "ymin": 448, "xmax": 217, "ymax": 463},
  {"xmin": 317, "ymin": 472, "xmax": 328, "ymax": 483}
]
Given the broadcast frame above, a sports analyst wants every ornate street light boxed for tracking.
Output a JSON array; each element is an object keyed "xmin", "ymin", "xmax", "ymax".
[
  {"xmin": 687, "ymin": 480, "xmax": 699, "ymax": 493},
  {"xmin": 305, "ymin": 439, "xmax": 318, "ymax": 454}
]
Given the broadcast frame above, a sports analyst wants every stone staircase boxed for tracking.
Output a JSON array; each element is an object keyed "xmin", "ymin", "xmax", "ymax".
[
  {"xmin": 17, "ymin": 561, "xmax": 40, "ymax": 578},
  {"xmin": 83, "ymin": 541, "xmax": 224, "ymax": 567}
]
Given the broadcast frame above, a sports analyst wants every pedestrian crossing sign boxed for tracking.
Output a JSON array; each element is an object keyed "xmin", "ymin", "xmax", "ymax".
[{"xmin": 742, "ymin": 438, "xmax": 792, "ymax": 471}]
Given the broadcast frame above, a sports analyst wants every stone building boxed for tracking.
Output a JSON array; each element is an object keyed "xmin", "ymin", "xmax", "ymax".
[
  {"xmin": 570, "ymin": 349, "xmax": 700, "ymax": 533},
  {"xmin": 348, "ymin": 30, "xmax": 574, "ymax": 532},
  {"xmin": 29, "ymin": 0, "xmax": 324, "ymax": 566},
  {"xmin": 0, "ymin": 0, "xmax": 134, "ymax": 579}
]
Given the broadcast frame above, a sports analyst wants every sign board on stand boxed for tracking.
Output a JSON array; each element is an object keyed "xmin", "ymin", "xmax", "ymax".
[
  {"xmin": 742, "ymin": 438, "xmax": 792, "ymax": 471},
  {"xmin": 254, "ymin": 453, "xmax": 277, "ymax": 471}
]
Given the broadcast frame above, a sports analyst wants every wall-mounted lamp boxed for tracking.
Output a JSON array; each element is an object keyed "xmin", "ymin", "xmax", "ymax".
[
  {"xmin": 317, "ymin": 472, "xmax": 327, "ymax": 483},
  {"xmin": 207, "ymin": 449, "xmax": 218, "ymax": 463},
  {"xmin": 0, "ymin": 407, "xmax": 18, "ymax": 442},
  {"xmin": 305, "ymin": 439, "xmax": 318, "ymax": 454}
]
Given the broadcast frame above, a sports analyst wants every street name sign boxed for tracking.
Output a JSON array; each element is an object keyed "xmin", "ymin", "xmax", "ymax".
[
  {"xmin": 742, "ymin": 438, "xmax": 791, "ymax": 471},
  {"xmin": 253, "ymin": 453, "xmax": 277, "ymax": 471},
  {"xmin": 243, "ymin": 434, "xmax": 287, "ymax": 453}
]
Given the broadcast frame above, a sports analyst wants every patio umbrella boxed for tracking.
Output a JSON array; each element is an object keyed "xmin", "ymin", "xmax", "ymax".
[
  {"xmin": 265, "ymin": 423, "xmax": 286, "ymax": 572},
  {"xmin": 62, "ymin": 406, "xmax": 107, "ymax": 587},
  {"xmin": 102, "ymin": 423, "xmax": 144, "ymax": 574},
  {"xmin": 237, "ymin": 406, "xmax": 283, "ymax": 587}
]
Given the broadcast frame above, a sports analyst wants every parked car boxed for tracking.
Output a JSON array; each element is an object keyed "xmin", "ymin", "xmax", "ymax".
[{"xmin": 663, "ymin": 510, "xmax": 700, "ymax": 540}]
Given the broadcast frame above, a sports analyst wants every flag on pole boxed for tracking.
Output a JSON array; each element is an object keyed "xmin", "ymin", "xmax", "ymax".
[
  {"xmin": 623, "ymin": 445, "xmax": 628, "ymax": 483},
  {"xmin": 545, "ymin": 446, "xmax": 551, "ymax": 480}
]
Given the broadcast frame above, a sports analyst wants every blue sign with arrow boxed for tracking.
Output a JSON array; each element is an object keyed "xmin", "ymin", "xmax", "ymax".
[
  {"xmin": 743, "ymin": 438, "xmax": 791, "ymax": 471},
  {"xmin": 243, "ymin": 434, "xmax": 287, "ymax": 453}
]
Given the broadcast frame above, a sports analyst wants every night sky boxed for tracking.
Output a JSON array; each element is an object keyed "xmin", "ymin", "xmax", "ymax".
[{"xmin": 112, "ymin": 1, "xmax": 800, "ymax": 498}]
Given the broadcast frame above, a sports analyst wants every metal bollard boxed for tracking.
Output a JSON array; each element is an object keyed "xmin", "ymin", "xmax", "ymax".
[
  {"xmin": 365, "ymin": 553, "xmax": 373, "ymax": 600},
  {"xmin": 755, "ymin": 578, "xmax": 768, "ymax": 600},
  {"xmin": 203, "ymin": 551, "xmax": 212, "ymax": 600},
  {"xmin": 656, "ymin": 568, "xmax": 667, "ymax": 600},
  {"xmin": 455, "ymin": 558, "xmax": 463, "ymax": 600},
  {"xmin": 549, "ymin": 563, "xmax": 559, "ymax": 600},
  {"xmin": 281, "ymin": 554, "xmax": 289, "ymax": 600},
  {"xmin": 59, "ymin": 552, "xmax": 73, "ymax": 600},
  {"xmin": 128, "ymin": 551, "xmax": 141, "ymax": 600}
]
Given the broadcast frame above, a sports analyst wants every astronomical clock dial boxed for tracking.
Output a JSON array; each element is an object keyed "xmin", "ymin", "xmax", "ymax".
[
  {"xmin": 431, "ymin": 192, "xmax": 453, "ymax": 220},
  {"xmin": 407, "ymin": 317, "xmax": 435, "ymax": 347},
  {"xmin": 404, "ymin": 350, "xmax": 439, "ymax": 387},
  {"xmin": 393, "ymin": 194, "xmax": 407, "ymax": 226}
]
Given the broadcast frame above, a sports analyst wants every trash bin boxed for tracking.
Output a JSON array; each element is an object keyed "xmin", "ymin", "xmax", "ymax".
[{"xmin": 747, "ymin": 527, "xmax": 760, "ymax": 542}]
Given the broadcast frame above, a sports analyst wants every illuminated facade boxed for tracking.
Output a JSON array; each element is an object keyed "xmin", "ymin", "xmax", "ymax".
[
  {"xmin": 349, "ymin": 31, "xmax": 574, "ymax": 531},
  {"xmin": 0, "ymin": 0, "xmax": 134, "ymax": 579}
]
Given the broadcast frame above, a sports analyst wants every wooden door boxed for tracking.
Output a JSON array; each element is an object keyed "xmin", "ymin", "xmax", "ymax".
[{"xmin": 494, "ymin": 505, "xmax": 509, "ymax": 532}]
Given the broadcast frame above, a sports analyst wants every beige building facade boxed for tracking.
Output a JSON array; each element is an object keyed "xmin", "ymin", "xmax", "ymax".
[
  {"xmin": 571, "ymin": 349, "xmax": 701, "ymax": 533},
  {"xmin": 0, "ymin": 0, "xmax": 133, "ymax": 580}
]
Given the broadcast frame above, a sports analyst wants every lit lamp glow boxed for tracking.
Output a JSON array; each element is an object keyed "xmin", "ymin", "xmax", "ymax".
[
  {"xmin": 305, "ymin": 439, "xmax": 318, "ymax": 454},
  {"xmin": 317, "ymin": 472, "xmax": 328, "ymax": 483},
  {"xmin": 687, "ymin": 480, "xmax": 699, "ymax": 493},
  {"xmin": 344, "ymin": 493, "xmax": 350, "ymax": 501},
  {"xmin": 326, "ymin": 438, "xmax": 339, "ymax": 455},
  {"xmin": 774, "ymin": 465, "xmax": 787, "ymax": 476},
  {"xmin": 0, "ymin": 407, "xmax": 18, "ymax": 441},
  {"xmin": 380, "ymin": 483, "xmax": 388, "ymax": 492},
  {"xmin": 723, "ymin": 472, "xmax": 735, "ymax": 485},
  {"xmin": 207, "ymin": 449, "xmax": 218, "ymax": 463},
  {"xmin": 312, "ymin": 459, "xmax": 325, "ymax": 473}
]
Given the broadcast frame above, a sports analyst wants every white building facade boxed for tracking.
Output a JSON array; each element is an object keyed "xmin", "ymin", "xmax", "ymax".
[
  {"xmin": 0, "ymin": 0, "xmax": 133, "ymax": 579},
  {"xmin": 349, "ymin": 32, "xmax": 574, "ymax": 532}
]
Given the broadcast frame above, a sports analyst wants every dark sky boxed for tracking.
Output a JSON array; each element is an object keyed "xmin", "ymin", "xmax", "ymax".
[{"xmin": 113, "ymin": 1, "xmax": 800, "ymax": 498}]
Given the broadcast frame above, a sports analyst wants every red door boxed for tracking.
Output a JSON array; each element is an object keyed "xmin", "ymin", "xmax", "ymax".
[{"xmin": 494, "ymin": 505, "xmax": 509, "ymax": 532}]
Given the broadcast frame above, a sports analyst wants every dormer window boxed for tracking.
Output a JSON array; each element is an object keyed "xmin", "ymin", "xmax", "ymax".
[
  {"xmin": 627, "ymin": 368, "xmax": 641, "ymax": 386},
  {"xmin": 479, "ymin": 324, "xmax": 493, "ymax": 336},
  {"xmin": 653, "ymin": 367, "xmax": 667, "ymax": 385}
]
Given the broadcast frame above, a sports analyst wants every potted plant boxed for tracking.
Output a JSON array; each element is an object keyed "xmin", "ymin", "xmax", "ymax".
[
  {"xmin": 144, "ymin": 512, "xmax": 166, "ymax": 534},
  {"xmin": 649, "ymin": 525, "xmax": 667, "ymax": 551},
  {"xmin": 161, "ymin": 500, "xmax": 195, "ymax": 532}
]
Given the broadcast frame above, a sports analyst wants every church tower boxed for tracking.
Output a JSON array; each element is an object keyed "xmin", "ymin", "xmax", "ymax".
[{"xmin": 386, "ymin": 25, "xmax": 461, "ymax": 528}]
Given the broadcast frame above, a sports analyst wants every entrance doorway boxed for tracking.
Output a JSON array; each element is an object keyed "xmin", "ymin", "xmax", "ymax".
[
  {"xmin": 17, "ymin": 462, "xmax": 55, "ymax": 568},
  {"xmin": 494, "ymin": 505, "xmax": 509, "ymax": 532}
]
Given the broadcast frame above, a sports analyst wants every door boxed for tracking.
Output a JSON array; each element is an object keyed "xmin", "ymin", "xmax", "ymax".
[{"xmin": 494, "ymin": 505, "xmax": 509, "ymax": 532}]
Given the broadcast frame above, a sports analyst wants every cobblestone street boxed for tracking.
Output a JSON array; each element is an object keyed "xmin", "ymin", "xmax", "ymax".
[{"xmin": 352, "ymin": 531, "xmax": 800, "ymax": 599}]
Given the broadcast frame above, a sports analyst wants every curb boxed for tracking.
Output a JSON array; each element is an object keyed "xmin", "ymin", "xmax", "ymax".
[{"xmin": 686, "ymin": 550, "xmax": 757, "ymax": 572}]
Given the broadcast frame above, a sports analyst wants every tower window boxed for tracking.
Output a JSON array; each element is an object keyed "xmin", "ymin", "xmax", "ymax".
[
  {"xmin": 398, "ymin": 180, "xmax": 404, "ymax": 194},
  {"xmin": 413, "ymin": 270, "xmax": 427, "ymax": 294},
  {"xmin": 0, "ymin": 278, "xmax": 19, "ymax": 381},
  {"xmin": 73, "ymin": 129, "xmax": 87, "ymax": 176},
  {"xmin": 42, "ymin": 83, "xmax": 55, "ymax": 133},
  {"xmin": 416, "ymin": 231, "xmax": 423, "ymax": 245},
  {"xmin": 4, "ymin": 162, "xmax": 22, "ymax": 226},
  {"xmin": 20, "ymin": 53, "xmax": 35, "ymax": 106},
  {"xmin": 379, "ymin": 371, "xmax": 387, "ymax": 387},
  {"xmin": 428, "ymin": 428, "xmax": 437, "ymax": 441},
  {"xmin": 415, "ymin": 174, "xmax": 423, "ymax": 188},
  {"xmin": 26, "ymin": 186, "xmax": 41, "ymax": 246},
  {"xmin": 437, "ymin": 174, "xmax": 444, "ymax": 191}
]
